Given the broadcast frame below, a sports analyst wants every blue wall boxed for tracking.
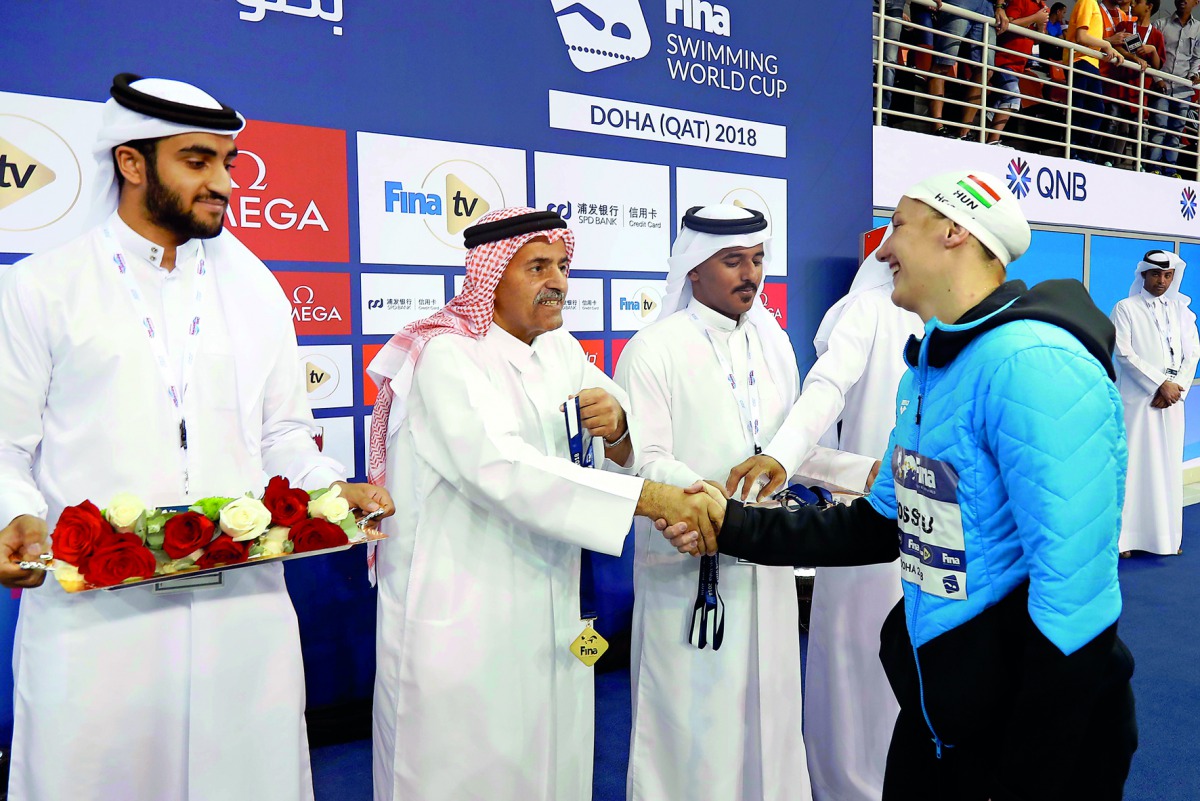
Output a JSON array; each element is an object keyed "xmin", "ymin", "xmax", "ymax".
[{"xmin": 0, "ymin": 1, "xmax": 872, "ymax": 722}]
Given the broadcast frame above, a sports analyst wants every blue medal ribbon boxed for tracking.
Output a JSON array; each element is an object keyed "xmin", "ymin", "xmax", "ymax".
[{"xmin": 564, "ymin": 397, "xmax": 598, "ymax": 621}]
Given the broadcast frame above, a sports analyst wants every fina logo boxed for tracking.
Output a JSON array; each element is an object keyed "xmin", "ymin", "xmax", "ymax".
[
  {"xmin": 1182, "ymin": 187, "xmax": 1197, "ymax": 221},
  {"xmin": 1006, "ymin": 157, "xmax": 1031, "ymax": 200},
  {"xmin": 383, "ymin": 160, "xmax": 503, "ymax": 247},
  {"xmin": 551, "ymin": 0, "xmax": 652, "ymax": 73}
]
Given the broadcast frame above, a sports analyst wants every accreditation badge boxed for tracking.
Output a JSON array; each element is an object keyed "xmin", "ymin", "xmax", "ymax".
[{"xmin": 570, "ymin": 619, "xmax": 609, "ymax": 667}]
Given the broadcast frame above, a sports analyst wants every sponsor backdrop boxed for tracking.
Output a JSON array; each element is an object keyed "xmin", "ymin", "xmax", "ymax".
[{"xmin": 0, "ymin": 2, "xmax": 871, "ymax": 734}]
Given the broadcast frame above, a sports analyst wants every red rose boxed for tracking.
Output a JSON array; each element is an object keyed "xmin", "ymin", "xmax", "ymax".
[
  {"xmin": 196, "ymin": 534, "xmax": 250, "ymax": 569},
  {"xmin": 52, "ymin": 500, "xmax": 111, "ymax": 568},
  {"xmin": 162, "ymin": 512, "xmax": 216, "ymax": 560},
  {"xmin": 289, "ymin": 518, "xmax": 348, "ymax": 554},
  {"xmin": 81, "ymin": 532, "xmax": 157, "ymax": 587},
  {"xmin": 261, "ymin": 476, "xmax": 310, "ymax": 528}
]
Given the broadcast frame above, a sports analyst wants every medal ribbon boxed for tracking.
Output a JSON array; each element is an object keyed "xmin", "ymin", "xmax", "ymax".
[{"xmin": 564, "ymin": 396, "xmax": 598, "ymax": 620}]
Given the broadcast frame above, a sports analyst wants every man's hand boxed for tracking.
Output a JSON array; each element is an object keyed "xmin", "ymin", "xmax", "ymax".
[
  {"xmin": 636, "ymin": 480, "xmax": 725, "ymax": 556},
  {"xmin": 0, "ymin": 515, "xmax": 49, "ymax": 589},
  {"xmin": 656, "ymin": 481, "xmax": 729, "ymax": 555},
  {"xmin": 725, "ymin": 454, "xmax": 788, "ymax": 502},
  {"xmin": 332, "ymin": 482, "xmax": 396, "ymax": 529},
  {"xmin": 1137, "ymin": 44, "xmax": 1156, "ymax": 58},
  {"xmin": 995, "ymin": 5, "xmax": 1010, "ymax": 34},
  {"xmin": 1156, "ymin": 381, "xmax": 1183, "ymax": 406},
  {"xmin": 573, "ymin": 388, "xmax": 627, "ymax": 444}
]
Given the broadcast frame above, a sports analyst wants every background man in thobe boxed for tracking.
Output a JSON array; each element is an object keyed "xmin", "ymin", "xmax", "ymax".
[
  {"xmin": 367, "ymin": 206, "xmax": 723, "ymax": 801},
  {"xmin": 0, "ymin": 74, "xmax": 393, "ymax": 801},
  {"xmin": 780, "ymin": 239, "xmax": 922, "ymax": 801},
  {"xmin": 614, "ymin": 205, "xmax": 876, "ymax": 801},
  {"xmin": 1111, "ymin": 250, "xmax": 1199, "ymax": 556}
]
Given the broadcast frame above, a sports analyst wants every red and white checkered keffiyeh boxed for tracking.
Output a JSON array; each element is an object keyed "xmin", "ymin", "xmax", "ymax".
[{"xmin": 366, "ymin": 206, "xmax": 576, "ymax": 486}]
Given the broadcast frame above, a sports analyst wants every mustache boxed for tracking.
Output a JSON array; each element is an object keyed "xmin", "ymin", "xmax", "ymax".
[
  {"xmin": 535, "ymin": 289, "xmax": 565, "ymax": 303},
  {"xmin": 733, "ymin": 282, "xmax": 758, "ymax": 294},
  {"xmin": 197, "ymin": 192, "xmax": 229, "ymax": 205}
]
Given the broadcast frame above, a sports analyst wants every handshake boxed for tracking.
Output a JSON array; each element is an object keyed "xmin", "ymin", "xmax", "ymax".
[{"xmin": 634, "ymin": 480, "xmax": 729, "ymax": 557}]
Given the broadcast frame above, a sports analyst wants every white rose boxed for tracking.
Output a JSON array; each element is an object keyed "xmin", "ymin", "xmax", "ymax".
[
  {"xmin": 256, "ymin": 526, "xmax": 291, "ymax": 558},
  {"xmin": 308, "ymin": 485, "xmax": 351, "ymax": 524},
  {"xmin": 219, "ymin": 497, "xmax": 272, "ymax": 542},
  {"xmin": 105, "ymin": 493, "xmax": 146, "ymax": 533}
]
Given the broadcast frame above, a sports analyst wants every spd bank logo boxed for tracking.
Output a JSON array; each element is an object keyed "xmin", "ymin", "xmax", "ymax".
[
  {"xmin": 383, "ymin": 161, "xmax": 502, "ymax": 247},
  {"xmin": 551, "ymin": 0, "xmax": 652, "ymax": 72}
]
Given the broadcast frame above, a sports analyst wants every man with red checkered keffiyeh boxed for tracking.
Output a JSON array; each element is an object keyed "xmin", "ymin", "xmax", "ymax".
[{"xmin": 367, "ymin": 207, "xmax": 723, "ymax": 801}]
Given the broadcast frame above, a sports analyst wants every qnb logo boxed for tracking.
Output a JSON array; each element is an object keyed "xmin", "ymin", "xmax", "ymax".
[
  {"xmin": 1006, "ymin": 157, "xmax": 1031, "ymax": 200},
  {"xmin": 1182, "ymin": 188, "xmax": 1197, "ymax": 221},
  {"xmin": 384, "ymin": 171, "xmax": 491, "ymax": 237},
  {"xmin": 227, "ymin": 150, "xmax": 330, "ymax": 231},
  {"xmin": 0, "ymin": 141, "xmax": 56, "ymax": 213},
  {"xmin": 291, "ymin": 285, "xmax": 344, "ymax": 323},
  {"xmin": 546, "ymin": 201, "xmax": 573, "ymax": 220},
  {"xmin": 619, "ymin": 288, "xmax": 660, "ymax": 319},
  {"xmin": 667, "ymin": 0, "xmax": 730, "ymax": 36},
  {"xmin": 552, "ymin": 0, "xmax": 652, "ymax": 73}
]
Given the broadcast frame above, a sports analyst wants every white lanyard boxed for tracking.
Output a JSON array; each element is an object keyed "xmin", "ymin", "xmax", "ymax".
[
  {"xmin": 1099, "ymin": 2, "xmax": 1117, "ymax": 34},
  {"xmin": 1148, "ymin": 297, "xmax": 1179, "ymax": 371},
  {"xmin": 103, "ymin": 226, "xmax": 208, "ymax": 493},
  {"xmin": 688, "ymin": 312, "xmax": 763, "ymax": 454}
]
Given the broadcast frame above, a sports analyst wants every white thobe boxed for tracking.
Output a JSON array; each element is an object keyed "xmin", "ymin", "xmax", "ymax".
[
  {"xmin": 1112, "ymin": 291, "xmax": 1200, "ymax": 555},
  {"xmin": 614, "ymin": 299, "xmax": 875, "ymax": 801},
  {"xmin": 371, "ymin": 324, "xmax": 644, "ymax": 801},
  {"xmin": 767, "ymin": 282, "xmax": 922, "ymax": 801},
  {"xmin": 0, "ymin": 215, "xmax": 344, "ymax": 801}
]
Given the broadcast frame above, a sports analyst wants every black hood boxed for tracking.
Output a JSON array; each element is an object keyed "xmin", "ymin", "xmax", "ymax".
[{"xmin": 904, "ymin": 279, "xmax": 1117, "ymax": 380}]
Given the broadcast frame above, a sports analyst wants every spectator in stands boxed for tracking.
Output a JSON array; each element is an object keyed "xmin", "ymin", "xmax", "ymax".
[
  {"xmin": 1042, "ymin": 2, "xmax": 1069, "ymax": 60},
  {"xmin": 1150, "ymin": 0, "xmax": 1200, "ymax": 178},
  {"xmin": 881, "ymin": 0, "xmax": 944, "ymax": 125},
  {"xmin": 987, "ymin": 0, "xmax": 1050, "ymax": 144},
  {"xmin": 929, "ymin": 0, "xmax": 1001, "ymax": 138},
  {"xmin": 1099, "ymin": 0, "xmax": 1152, "ymax": 166},
  {"xmin": 1067, "ymin": 0, "xmax": 1126, "ymax": 161},
  {"xmin": 1116, "ymin": 0, "xmax": 1168, "ymax": 169}
]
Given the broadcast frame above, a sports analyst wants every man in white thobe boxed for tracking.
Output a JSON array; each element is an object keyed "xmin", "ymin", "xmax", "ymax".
[
  {"xmin": 614, "ymin": 205, "xmax": 876, "ymax": 801},
  {"xmin": 0, "ymin": 73, "xmax": 393, "ymax": 801},
  {"xmin": 367, "ymin": 206, "xmax": 723, "ymax": 801},
  {"xmin": 766, "ymin": 238, "xmax": 923, "ymax": 801},
  {"xmin": 1111, "ymin": 249, "xmax": 1199, "ymax": 556}
]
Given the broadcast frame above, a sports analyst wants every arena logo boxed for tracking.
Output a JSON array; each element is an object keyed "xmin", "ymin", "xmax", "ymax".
[
  {"xmin": 227, "ymin": 120, "xmax": 350, "ymax": 262},
  {"xmin": 1005, "ymin": 157, "xmax": 1031, "ymax": 200},
  {"xmin": 1181, "ymin": 187, "xmax": 1197, "ymax": 221},
  {"xmin": 551, "ymin": 0, "xmax": 652, "ymax": 73},
  {"xmin": 0, "ymin": 116, "xmax": 83, "ymax": 233},
  {"xmin": 383, "ymin": 160, "xmax": 502, "ymax": 246}
]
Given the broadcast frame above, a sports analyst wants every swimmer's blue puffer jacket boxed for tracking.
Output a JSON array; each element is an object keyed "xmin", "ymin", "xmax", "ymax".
[{"xmin": 716, "ymin": 279, "xmax": 1136, "ymax": 799}]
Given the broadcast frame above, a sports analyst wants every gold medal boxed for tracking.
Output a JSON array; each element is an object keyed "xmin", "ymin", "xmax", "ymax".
[{"xmin": 570, "ymin": 619, "xmax": 608, "ymax": 667}]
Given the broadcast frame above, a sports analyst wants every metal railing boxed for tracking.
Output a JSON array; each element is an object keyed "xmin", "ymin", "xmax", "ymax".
[{"xmin": 874, "ymin": 0, "xmax": 1200, "ymax": 176}]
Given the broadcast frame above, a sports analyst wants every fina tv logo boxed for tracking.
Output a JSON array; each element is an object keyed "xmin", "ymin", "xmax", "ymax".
[
  {"xmin": 1006, "ymin": 157, "xmax": 1031, "ymax": 200},
  {"xmin": 384, "ymin": 160, "xmax": 503, "ymax": 248},
  {"xmin": 619, "ymin": 286, "xmax": 661, "ymax": 320},
  {"xmin": 1182, "ymin": 187, "xmax": 1197, "ymax": 221},
  {"xmin": 551, "ymin": 0, "xmax": 652, "ymax": 73}
]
